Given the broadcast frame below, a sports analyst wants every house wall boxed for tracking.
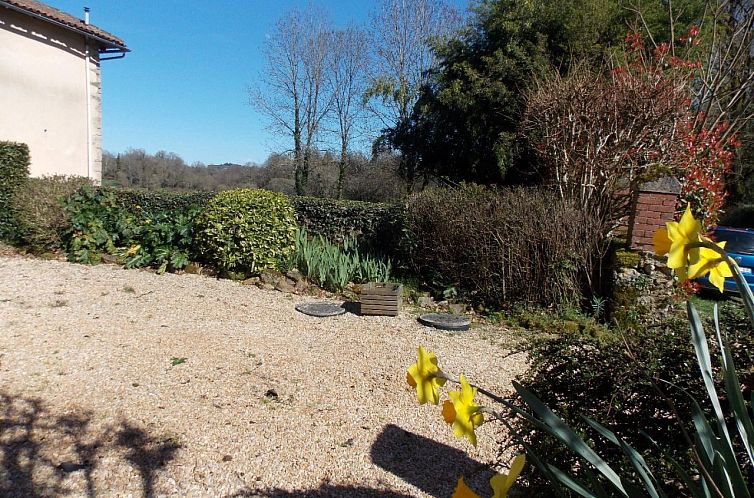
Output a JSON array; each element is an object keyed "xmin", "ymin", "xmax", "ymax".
[{"xmin": 0, "ymin": 7, "xmax": 102, "ymax": 183}]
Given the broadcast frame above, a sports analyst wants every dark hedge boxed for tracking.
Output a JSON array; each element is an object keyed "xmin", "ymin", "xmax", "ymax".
[
  {"xmin": 100, "ymin": 187, "xmax": 217, "ymax": 215},
  {"xmin": 0, "ymin": 141, "xmax": 30, "ymax": 241},
  {"xmin": 290, "ymin": 196, "xmax": 407, "ymax": 258}
]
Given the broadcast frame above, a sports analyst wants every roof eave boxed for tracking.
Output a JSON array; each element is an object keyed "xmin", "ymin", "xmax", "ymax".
[{"xmin": 0, "ymin": 1, "xmax": 128, "ymax": 52}]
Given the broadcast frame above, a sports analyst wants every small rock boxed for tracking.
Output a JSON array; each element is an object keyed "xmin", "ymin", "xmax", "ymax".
[
  {"xmin": 418, "ymin": 296, "xmax": 436, "ymax": 309},
  {"xmin": 258, "ymin": 283, "xmax": 276, "ymax": 292},
  {"xmin": 260, "ymin": 271, "xmax": 280, "ymax": 285},
  {"xmin": 184, "ymin": 262, "xmax": 202, "ymax": 274},
  {"xmin": 221, "ymin": 455, "xmax": 233, "ymax": 462},
  {"xmin": 265, "ymin": 389, "xmax": 278, "ymax": 401},
  {"xmin": 448, "ymin": 303, "xmax": 465, "ymax": 315},
  {"xmin": 294, "ymin": 279, "xmax": 309, "ymax": 294},
  {"xmin": 101, "ymin": 254, "xmax": 118, "ymax": 264},
  {"xmin": 275, "ymin": 279, "xmax": 296, "ymax": 293},
  {"xmin": 59, "ymin": 461, "xmax": 88, "ymax": 472},
  {"xmin": 242, "ymin": 277, "xmax": 260, "ymax": 286},
  {"xmin": 286, "ymin": 269, "xmax": 304, "ymax": 283}
]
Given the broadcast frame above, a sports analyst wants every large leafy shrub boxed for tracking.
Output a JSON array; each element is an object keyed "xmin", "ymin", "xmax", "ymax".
[
  {"xmin": 195, "ymin": 188, "xmax": 297, "ymax": 275},
  {"xmin": 121, "ymin": 207, "xmax": 199, "ymax": 273},
  {"xmin": 407, "ymin": 185, "xmax": 606, "ymax": 309},
  {"xmin": 12, "ymin": 175, "xmax": 93, "ymax": 252},
  {"xmin": 64, "ymin": 187, "xmax": 125, "ymax": 263},
  {"xmin": 64, "ymin": 186, "xmax": 200, "ymax": 272},
  {"xmin": 0, "ymin": 141, "xmax": 30, "ymax": 241}
]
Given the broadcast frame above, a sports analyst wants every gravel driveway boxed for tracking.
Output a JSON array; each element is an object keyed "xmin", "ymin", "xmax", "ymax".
[{"xmin": 0, "ymin": 255, "xmax": 527, "ymax": 497}]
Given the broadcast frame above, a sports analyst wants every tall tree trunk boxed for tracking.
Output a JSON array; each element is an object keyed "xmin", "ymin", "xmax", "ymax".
[
  {"xmin": 293, "ymin": 103, "xmax": 305, "ymax": 195},
  {"xmin": 336, "ymin": 140, "xmax": 348, "ymax": 199}
]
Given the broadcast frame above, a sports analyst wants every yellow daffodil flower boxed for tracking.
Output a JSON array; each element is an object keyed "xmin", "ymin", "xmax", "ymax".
[
  {"xmin": 687, "ymin": 242, "xmax": 733, "ymax": 293},
  {"xmin": 659, "ymin": 204, "xmax": 702, "ymax": 272},
  {"xmin": 490, "ymin": 454, "xmax": 526, "ymax": 498},
  {"xmin": 444, "ymin": 374, "xmax": 484, "ymax": 446},
  {"xmin": 652, "ymin": 227, "xmax": 671, "ymax": 256},
  {"xmin": 407, "ymin": 346, "xmax": 446, "ymax": 405},
  {"xmin": 452, "ymin": 476, "xmax": 480, "ymax": 498}
]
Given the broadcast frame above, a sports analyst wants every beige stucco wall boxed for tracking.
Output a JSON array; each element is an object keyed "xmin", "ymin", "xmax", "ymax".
[{"xmin": 0, "ymin": 7, "xmax": 102, "ymax": 183}]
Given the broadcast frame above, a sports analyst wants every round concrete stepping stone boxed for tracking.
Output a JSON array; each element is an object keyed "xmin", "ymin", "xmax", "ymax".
[
  {"xmin": 295, "ymin": 301, "xmax": 346, "ymax": 317},
  {"xmin": 418, "ymin": 313, "xmax": 471, "ymax": 331}
]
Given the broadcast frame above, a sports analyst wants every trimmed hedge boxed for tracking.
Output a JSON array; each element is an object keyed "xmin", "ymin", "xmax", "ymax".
[
  {"xmin": 0, "ymin": 141, "xmax": 30, "ymax": 240},
  {"xmin": 291, "ymin": 196, "xmax": 407, "ymax": 258},
  {"xmin": 12, "ymin": 175, "xmax": 93, "ymax": 251},
  {"xmin": 100, "ymin": 187, "xmax": 216, "ymax": 216}
]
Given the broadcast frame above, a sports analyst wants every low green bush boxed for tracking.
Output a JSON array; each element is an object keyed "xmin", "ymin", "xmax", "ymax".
[
  {"xmin": 515, "ymin": 298, "xmax": 753, "ymax": 491},
  {"xmin": 407, "ymin": 185, "xmax": 606, "ymax": 309},
  {"xmin": 294, "ymin": 228, "xmax": 392, "ymax": 291},
  {"xmin": 12, "ymin": 175, "xmax": 93, "ymax": 252},
  {"xmin": 0, "ymin": 141, "xmax": 30, "ymax": 241},
  {"xmin": 195, "ymin": 188, "xmax": 297, "ymax": 275}
]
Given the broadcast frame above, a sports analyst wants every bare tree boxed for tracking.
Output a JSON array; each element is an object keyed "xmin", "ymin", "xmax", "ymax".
[
  {"xmin": 366, "ymin": 0, "xmax": 461, "ymax": 130},
  {"xmin": 627, "ymin": 0, "xmax": 754, "ymax": 139},
  {"xmin": 251, "ymin": 6, "xmax": 333, "ymax": 195},
  {"xmin": 328, "ymin": 26, "xmax": 371, "ymax": 199}
]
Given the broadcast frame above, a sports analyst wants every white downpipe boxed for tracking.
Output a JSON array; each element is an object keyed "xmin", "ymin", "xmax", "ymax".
[{"xmin": 84, "ymin": 7, "xmax": 92, "ymax": 180}]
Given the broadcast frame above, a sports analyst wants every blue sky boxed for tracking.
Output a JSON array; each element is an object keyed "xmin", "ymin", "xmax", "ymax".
[{"xmin": 45, "ymin": 1, "xmax": 470, "ymax": 166}]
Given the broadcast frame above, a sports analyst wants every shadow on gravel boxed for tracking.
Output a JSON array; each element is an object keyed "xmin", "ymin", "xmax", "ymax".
[
  {"xmin": 371, "ymin": 424, "xmax": 493, "ymax": 498},
  {"xmin": 0, "ymin": 390, "xmax": 180, "ymax": 498}
]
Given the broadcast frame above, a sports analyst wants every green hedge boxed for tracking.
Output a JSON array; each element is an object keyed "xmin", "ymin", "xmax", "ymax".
[
  {"xmin": 100, "ymin": 187, "xmax": 216, "ymax": 216},
  {"xmin": 291, "ymin": 196, "xmax": 407, "ymax": 258},
  {"xmin": 0, "ymin": 141, "xmax": 30, "ymax": 240}
]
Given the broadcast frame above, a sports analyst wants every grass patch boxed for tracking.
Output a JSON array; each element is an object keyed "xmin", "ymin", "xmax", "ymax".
[{"xmin": 169, "ymin": 357, "xmax": 187, "ymax": 367}]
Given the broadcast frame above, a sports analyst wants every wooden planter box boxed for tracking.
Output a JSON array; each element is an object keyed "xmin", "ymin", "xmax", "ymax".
[{"xmin": 360, "ymin": 282, "xmax": 402, "ymax": 316}]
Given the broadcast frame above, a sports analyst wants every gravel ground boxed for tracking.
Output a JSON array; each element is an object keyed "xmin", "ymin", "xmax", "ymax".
[{"xmin": 0, "ymin": 255, "xmax": 527, "ymax": 497}]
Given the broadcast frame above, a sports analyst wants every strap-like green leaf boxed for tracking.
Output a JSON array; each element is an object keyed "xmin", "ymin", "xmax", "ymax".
[
  {"xmin": 712, "ymin": 307, "xmax": 754, "ymax": 467},
  {"xmin": 582, "ymin": 417, "xmax": 663, "ymax": 498},
  {"xmin": 513, "ymin": 381, "xmax": 628, "ymax": 496},
  {"xmin": 688, "ymin": 302, "xmax": 732, "ymax": 444}
]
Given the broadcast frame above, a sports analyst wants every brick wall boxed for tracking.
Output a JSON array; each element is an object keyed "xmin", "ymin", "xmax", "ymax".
[{"xmin": 628, "ymin": 177, "xmax": 681, "ymax": 251}]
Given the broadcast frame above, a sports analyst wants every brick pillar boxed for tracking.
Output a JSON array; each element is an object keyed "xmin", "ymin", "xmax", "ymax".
[{"xmin": 628, "ymin": 177, "xmax": 681, "ymax": 251}]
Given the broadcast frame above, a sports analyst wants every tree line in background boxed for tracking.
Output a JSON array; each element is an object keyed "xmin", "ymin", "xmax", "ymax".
[
  {"xmin": 251, "ymin": 0, "xmax": 752, "ymax": 207},
  {"xmin": 101, "ymin": 149, "xmax": 404, "ymax": 202},
  {"xmin": 109, "ymin": 0, "xmax": 753, "ymax": 212}
]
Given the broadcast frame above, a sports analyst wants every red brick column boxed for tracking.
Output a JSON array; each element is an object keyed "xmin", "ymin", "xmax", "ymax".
[{"xmin": 628, "ymin": 177, "xmax": 681, "ymax": 251}]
